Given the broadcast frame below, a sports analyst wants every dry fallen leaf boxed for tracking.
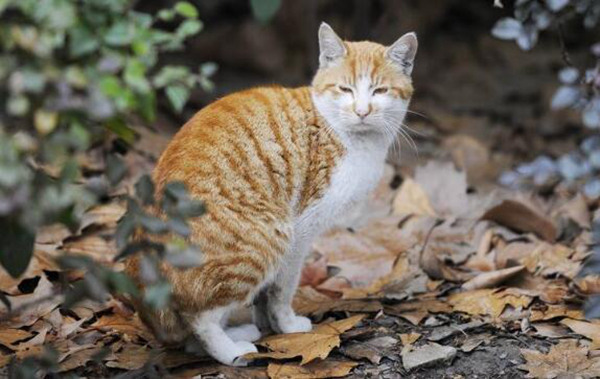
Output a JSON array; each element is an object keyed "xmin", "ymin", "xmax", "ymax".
[
  {"xmin": 246, "ymin": 315, "xmax": 365, "ymax": 365},
  {"xmin": 448, "ymin": 288, "xmax": 532, "ymax": 318},
  {"xmin": 529, "ymin": 304, "xmax": 585, "ymax": 322},
  {"xmin": 392, "ymin": 178, "xmax": 436, "ymax": 217},
  {"xmin": 519, "ymin": 339, "xmax": 600, "ymax": 378},
  {"xmin": 267, "ymin": 360, "xmax": 357, "ymax": 379},
  {"xmin": 400, "ymin": 333, "xmax": 421, "ymax": 346},
  {"xmin": 521, "ymin": 242, "xmax": 580, "ymax": 279},
  {"xmin": 482, "ymin": 199, "xmax": 557, "ymax": 242},
  {"xmin": 92, "ymin": 312, "xmax": 155, "ymax": 343},
  {"xmin": 461, "ymin": 265, "xmax": 525, "ymax": 291},
  {"xmin": 0, "ymin": 274, "xmax": 63, "ymax": 328},
  {"xmin": 561, "ymin": 319, "xmax": 600, "ymax": 350}
]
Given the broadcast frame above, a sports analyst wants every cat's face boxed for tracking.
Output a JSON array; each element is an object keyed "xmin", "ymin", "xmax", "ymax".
[{"xmin": 312, "ymin": 23, "xmax": 417, "ymax": 140}]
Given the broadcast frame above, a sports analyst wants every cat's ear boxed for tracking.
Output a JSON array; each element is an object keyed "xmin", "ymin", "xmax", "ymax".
[
  {"xmin": 386, "ymin": 32, "xmax": 418, "ymax": 75},
  {"xmin": 318, "ymin": 22, "xmax": 347, "ymax": 68}
]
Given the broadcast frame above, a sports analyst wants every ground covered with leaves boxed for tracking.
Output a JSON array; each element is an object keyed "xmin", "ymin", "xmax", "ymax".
[{"xmin": 0, "ymin": 116, "xmax": 598, "ymax": 379}]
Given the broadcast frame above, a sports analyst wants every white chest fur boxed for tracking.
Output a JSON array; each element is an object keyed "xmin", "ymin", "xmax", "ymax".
[{"xmin": 295, "ymin": 137, "xmax": 388, "ymax": 245}]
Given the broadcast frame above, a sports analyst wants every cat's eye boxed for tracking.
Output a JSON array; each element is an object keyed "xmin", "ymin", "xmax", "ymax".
[
  {"xmin": 338, "ymin": 85, "xmax": 353, "ymax": 93},
  {"xmin": 373, "ymin": 87, "xmax": 389, "ymax": 95}
]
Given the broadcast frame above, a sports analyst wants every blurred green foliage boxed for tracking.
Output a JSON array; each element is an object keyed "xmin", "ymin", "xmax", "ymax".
[{"xmin": 0, "ymin": 0, "xmax": 214, "ymax": 280}]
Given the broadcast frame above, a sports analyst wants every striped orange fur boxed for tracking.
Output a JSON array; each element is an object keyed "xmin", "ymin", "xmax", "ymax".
[{"xmin": 124, "ymin": 22, "xmax": 417, "ymax": 365}]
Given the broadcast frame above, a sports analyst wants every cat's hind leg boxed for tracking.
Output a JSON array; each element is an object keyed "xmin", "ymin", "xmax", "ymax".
[
  {"xmin": 225, "ymin": 323, "xmax": 261, "ymax": 342},
  {"xmin": 191, "ymin": 305, "xmax": 258, "ymax": 366}
]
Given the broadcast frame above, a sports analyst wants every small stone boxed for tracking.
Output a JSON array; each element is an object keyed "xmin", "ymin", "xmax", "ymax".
[{"xmin": 401, "ymin": 343, "xmax": 457, "ymax": 371}]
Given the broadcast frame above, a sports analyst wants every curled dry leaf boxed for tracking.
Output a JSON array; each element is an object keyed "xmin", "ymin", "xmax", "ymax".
[
  {"xmin": 246, "ymin": 315, "xmax": 365, "ymax": 365},
  {"xmin": 481, "ymin": 199, "xmax": 557, "ymax": 242},
  {"xmin": 521, "ymin": 242, "xmax": 580, "ymax": 279},
  {"xmin": 448, "ymin": 288, "xmax": 532, "ymax": 318},
  {"xmin": 529, "ymin": 304, "xmax": 585, "ymax": 322},
  {"xmin": 573, "ymin": 275, "xmax": 600, "ymax": 295},
  {"xmin": 560, "ymin": 319, "xmax": 600, "ymax": 350},
  {"xmin": 267, "ymin": 360, "xmax": 357, "ymax": 379},
  {"xmin": 392, "ymin": 178, "xmax": 436, "ymax": 217},
  {"xmin": 519, "ymin": 339, "xmax": 600, "ymax": 379},
  {"xmin": 461, "ymin": 265, "xmax": 525, "ymax": 291}
]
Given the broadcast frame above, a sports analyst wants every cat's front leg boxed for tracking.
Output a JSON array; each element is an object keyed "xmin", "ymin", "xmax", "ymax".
[{"xmin": 255, "ymin": 251, "xmax": 312, "ymax": 334}]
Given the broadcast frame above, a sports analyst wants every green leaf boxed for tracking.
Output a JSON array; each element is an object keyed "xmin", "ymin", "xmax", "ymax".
[
  {"xmin": 178, "ymin": 199, "xmax": 205, "ymax": 218},
  {"xmin": 116, "ymin": 214, "xmax": 135, "ymax": 248},
  {"xmin": 106, "ymin": 153, "xmax": 127, "ymax": 186},
  {"xmin": 69, "ymin": 26, "xmax": 99, "ymax": 57},
  {"xmin": 104, "ymin": 117, "xmax": 136, "ymax": 144},
  {"xmin": 174, "ymin": 1, "xmax": 198, "ymax": 18},
  {"xmin": 124, "ymin": 59, "xmax": 151, "ymax": 93},
  {"xmin": 165, "ymin": 247, "xmax": 203, "ymax": 268},
  {"xmin": 144, "ymin": 281, "xmax": 171, "ymax": 310},
  {"xmin": 107, "ymin": 271, "xmax": 139, "ymax": 297},
  {"xmin": 99, "ymin": 77, "xmax": 123, "ymax": 98},
  {"xmin": 157, "ymin": 9, "xmax": 175, "ymax": 21},
  {"xmin": 153, "ymin": 65, "xmax": 191, "ymax": 88},
  {"xmin": 167, "ymin": 216, "xmax": 190, "ymax": 237},
  {"xmin": 0, "ymin": 217, "xmax": 35, "ymax": 279},
  {"xmin": 165, "ymin": 84, "xmax": 190, "ymax": 113},
  {"xmin": 135, "ymin": 174, "xmax": 155, "ymax": 205},
  {"xmin": 250, "ymin": 0, "xmax": 281, "ymax": 23},
  {"xmin": 139, "ymin": 214, "xmax": 169, "ymax": 234},
  {"xmin": 104, "ymin": 20, "xmax": 136, "ymax": 46},
  {"xmin": 176, "ymin": 19, "xmax": 202, "ymax": 39}
]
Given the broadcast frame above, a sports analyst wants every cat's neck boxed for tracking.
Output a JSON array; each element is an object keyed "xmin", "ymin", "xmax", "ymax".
[{"xmin": 307, "ymin": 88, "xmax": 394, "ymax": 152}]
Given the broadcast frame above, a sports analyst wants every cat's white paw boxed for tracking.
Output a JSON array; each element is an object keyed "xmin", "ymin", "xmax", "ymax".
[
  {"xmin": 279, "ymin": 315, "xmax": 312, "ymax": 334},
  {"xmin": 230, "ymin": 341, "xmax": 258, "ymax": 366},
  {"xmin": 225, "ymin": 324, "xmax": 262, "ymax": 342}
]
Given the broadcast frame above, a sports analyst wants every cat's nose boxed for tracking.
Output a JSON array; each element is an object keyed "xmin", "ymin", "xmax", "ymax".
[{"xmin": 354, "ymin": 107, "xmax": 371, "ymax": 119}]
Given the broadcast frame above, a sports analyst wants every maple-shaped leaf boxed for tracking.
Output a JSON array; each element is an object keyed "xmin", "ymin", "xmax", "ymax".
[
  {"xmin": 519, "ymin": 340, "xmax": 600, "ymax": 379},
  {"xmin": 246, "ymin": 314, "xmax": 365, "ymax": 365},
  {"xmin": 448, "ymin": 288, "xmax": 532, "ymax": 318}
]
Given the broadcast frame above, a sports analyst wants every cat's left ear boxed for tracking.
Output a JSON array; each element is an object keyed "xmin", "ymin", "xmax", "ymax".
[
  {"xmin": 318, "ymin": 22, "xmax": 347, "ymax": 68},
  {"xmin": 386, "ymin": 32, "xmax": 418, "ymax": 75}
]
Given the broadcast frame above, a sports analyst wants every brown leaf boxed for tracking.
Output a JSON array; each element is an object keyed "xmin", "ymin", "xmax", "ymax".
[
  {"xmin": 247, "ymin": 315, "xmax": 365, "ymax": 365},
  {"xmin": 79, "ymin": 202, "xmax": 126, "ymax": 231},
  {"xmin": 461, "ymin": 265, "xmax": 525, "ymax": 291},
  {"xmin": 555, "ymin": 194, "xmax": 591, "ymax": 229},
  {"xmin": 482, "ymin": 199, "xmax": 557, "ymax": 242},
  {"xmin": 442, "ymin": 134, "xmax": 494, "ymax": 185},
  {"xmin": 0, "ymin": 329, "xmax": 33, "ymax": 348},
  {"xmin": 299, "ymin": 256, "xmax": 329, "ymax": 288},
  {"xmin": 61, "ymin": 234, "xmax": 118, "ymax": 263},
  {"xmin": 0, "ymin": 274, "xmax": 62, "ymax": 328},
  {"xmin": 561, "ymin": 319, "xmax": 600, "ymax": 350},
  {"xmin": 529, "ymin": 304, "xmax": 585, "ymax": 322},
  {"xmin": 519, "ymin": 340, "xmax": 600, "ymax": 378},
  {"xmin": 574, "ymin": 276, "xmax": 600, "ymax": 295},
  {"xmin": 448, "ymin": 289, "xmax": 532, "ymax": 318},
  {"xmin": 105, "ymin": 343, "xmax": 152, "ymax": 370},
  {"xmin": 313, "ymin": 216, "xmax": 411, "ymax": 289},
  {"xmin": 92, "ymin": 312, "xmax": 155, "ymax": 342},
  {"xmin": 521, "ymin": 242, "xmax": 580, "ymax": 279},
  {"xmin": 400, "ymin": 333, "xmax": 421, "ymax": 346},
  {"xmin": 392, "ymin": 178, "xmax": 436, "ymax": 217},
  {"xmin": 267, "ymin": 360, "xmax": 357, "ymax": 379}
]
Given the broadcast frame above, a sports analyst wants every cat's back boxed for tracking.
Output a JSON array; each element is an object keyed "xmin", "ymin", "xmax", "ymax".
[{"xmin": 153, "ymin": 86, "xmax": 316, "ymax": 209}]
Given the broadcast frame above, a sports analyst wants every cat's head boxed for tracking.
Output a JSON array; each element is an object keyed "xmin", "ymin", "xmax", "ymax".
[{"xmin": 312, "ymin": 23, "xmax": 417, "ymax": 140}]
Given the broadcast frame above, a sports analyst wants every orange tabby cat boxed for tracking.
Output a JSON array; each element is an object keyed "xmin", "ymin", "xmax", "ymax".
[{"xmin": 125, "ymin": 22, "xmax": 417, "ymax": 366}]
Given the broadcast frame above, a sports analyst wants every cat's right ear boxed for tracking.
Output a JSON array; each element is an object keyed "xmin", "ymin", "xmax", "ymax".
[{"xmin": 318, "ymin": 22, "xmax": 346, "ymax": 68}]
